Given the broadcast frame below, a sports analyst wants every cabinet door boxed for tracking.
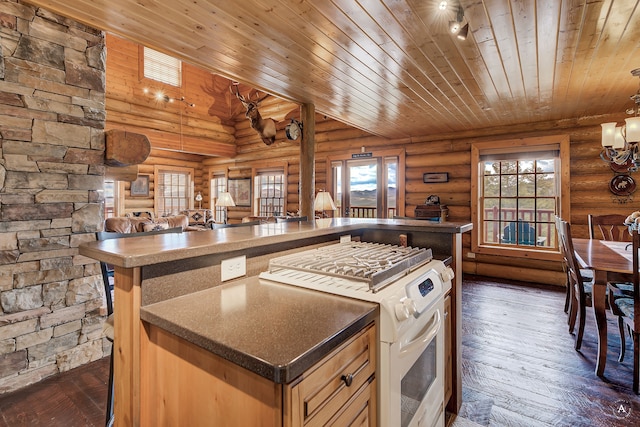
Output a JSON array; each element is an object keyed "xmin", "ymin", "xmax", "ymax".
[
  {"xmin": 287, "ymin": 324, "xmax": 376, "ymax": 426},
  {"xmin": 326, "ymin": 377, "xmax": 376, "ymax": 426}
]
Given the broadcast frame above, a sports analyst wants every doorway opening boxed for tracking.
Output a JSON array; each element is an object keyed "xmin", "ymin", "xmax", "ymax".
[{"xmin": 331, "ymin": 156, "xmax": 397, "ymax": 218}]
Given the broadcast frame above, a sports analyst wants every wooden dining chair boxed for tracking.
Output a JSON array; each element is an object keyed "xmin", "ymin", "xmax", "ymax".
[
  {"xmin": 555, "ymin": 216, "xmax": 572, "ymax": 314},
  {"xmin": 556, "ymin": 216, "xmax": 594, "ymax": 317},
  {"xmin": 607, "ymin": 228, "xmax": 640, "ymax": 393},
  {"xmin": 588, "ymin": 214, "xmax": 630, "ymax": 241},
  {"xmin": 557, "ymin": 219, "xmax": 595, "ymax": 350}
]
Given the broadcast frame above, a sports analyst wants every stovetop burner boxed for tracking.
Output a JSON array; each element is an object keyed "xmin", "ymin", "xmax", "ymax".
[{"xmin": 267, "ymin": 241, "xmax": 432, "ymax": 292}]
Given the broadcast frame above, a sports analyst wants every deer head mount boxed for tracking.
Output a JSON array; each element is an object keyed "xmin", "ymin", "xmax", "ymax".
[{"xmin": 231, "ymin": 84, "xmax": 277, "ymax": 146}]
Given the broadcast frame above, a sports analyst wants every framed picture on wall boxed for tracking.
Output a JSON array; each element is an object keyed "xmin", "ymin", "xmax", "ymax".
[
  {"xmin": 130, "ymin": 174, "xmax": 150, "ymax": 197},
  {"xmin": 228, "ymin": 178, "xmax": 251, "ymax": 206}
]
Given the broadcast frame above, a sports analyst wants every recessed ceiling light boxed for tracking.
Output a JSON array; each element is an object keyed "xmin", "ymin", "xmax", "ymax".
[{"xmin": 439, "ymin": 1, "xmax": 448, "ymax": 10}]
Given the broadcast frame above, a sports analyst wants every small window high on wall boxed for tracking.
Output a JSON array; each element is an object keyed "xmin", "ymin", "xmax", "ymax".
[{"xmin": 143, "ymin": 47, "xmax": 182, "ymax": 87}]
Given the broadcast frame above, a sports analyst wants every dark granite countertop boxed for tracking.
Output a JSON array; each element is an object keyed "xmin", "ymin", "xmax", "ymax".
[
  {"xmin": 80, "ymin": 218, "xmax": 473, "ymax": 268},
  {"xmin": 140, "ymin": 276, "xmax": 378, "ymax": 384}
]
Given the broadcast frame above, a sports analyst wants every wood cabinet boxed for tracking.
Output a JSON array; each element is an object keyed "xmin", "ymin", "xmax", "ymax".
[
  {"xmin": 142, "ymin": 322, "xmax": 377, "ymax": 426},
  {"xmin": 286, "ymin": 324, "xmax": 376, "ymax": 426}
]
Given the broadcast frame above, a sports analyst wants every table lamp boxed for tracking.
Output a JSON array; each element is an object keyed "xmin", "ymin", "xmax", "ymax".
[
  {"xmin": 195, "ymin": 191, "xmax": 203, "ymax": 209},
  {"xmin": 314, "ymin": 190, "xmax": 337, "ymax": 218},
  {"xmin": 216, "ymin": 192, "xmax": 235, "ymax": 224}
]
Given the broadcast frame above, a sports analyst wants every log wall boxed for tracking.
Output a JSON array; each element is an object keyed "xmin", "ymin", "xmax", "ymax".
[
  {"xmin": 205, "ymin": 113, "xmax": 634, "ymax": 286},
  {"xmin": 106, "ymin": 34, "xmax": 634, "ymax": 286}
]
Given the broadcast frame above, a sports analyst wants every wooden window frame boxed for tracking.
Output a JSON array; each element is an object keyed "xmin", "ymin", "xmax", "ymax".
[
  {"xmin": 252, "ymin": 162, "xmax": 288, "ymax": 217},
  {"xmin": 138, "ymin": 46, "xmax": 182, "ymax": 87},
  {"xmin": 153, "ymin": 165, "xmax": 194, "ymax": 217},
  {"xmin": 326, "ymin": 148, "xmax": 405, "ymax": 218},
  {"xmin": 209, "ymin": 169, "xmax": 228, "ymax": 223},
  {"xmin": 471, "ymin": 135, "xmax": 570, "ymax": 261}
]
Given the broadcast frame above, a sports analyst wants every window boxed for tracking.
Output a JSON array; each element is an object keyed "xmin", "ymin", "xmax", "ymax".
[
  {"xmin": 104, "ymin": 179, "xmax": 117, "ymax": 219},
  {"xmin": 471, "ymin": 136, "xmax": 570, "ymax": 260},
  {"xmin": 143, "ymin": 47, "xmax": 181, "ymax": 87},
  {"xmin": 211, "ymin": 174, "xmax": 227, "ymax": 223},
  {"xmin": 255, "ymin": 170, "xmax": 285, "ymax": 217},
  {"xmin": 154, "ymin": 166, "xmax": 193, "ymax": 216},
  {"xmin": 330, "ymin": 155, "xmax": 399, "ymax": 219}
]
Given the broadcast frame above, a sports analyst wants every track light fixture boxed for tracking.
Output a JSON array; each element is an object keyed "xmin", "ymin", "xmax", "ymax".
[
  {"xmin": 457, "ymin": 23, "xmax": 469, "ymax": 40},
  {"xmin": 449, "ymin": 5, "xmax": 467, "ymax": 40}
]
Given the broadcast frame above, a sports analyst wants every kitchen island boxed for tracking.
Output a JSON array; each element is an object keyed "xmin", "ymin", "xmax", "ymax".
[{"xmin": 80, "ymin": 218, "xmax": 472, "ymax": 426}]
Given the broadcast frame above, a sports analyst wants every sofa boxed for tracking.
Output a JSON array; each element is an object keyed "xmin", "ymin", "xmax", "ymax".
[{"xmin": 104, "ymin": 214, "xmax": 190, "ymax": 233}]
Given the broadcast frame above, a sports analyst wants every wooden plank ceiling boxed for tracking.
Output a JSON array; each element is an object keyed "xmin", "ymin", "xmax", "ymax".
[{"xmin": 23, "ymin": 0, "xmax": 640, "ymax": 139}]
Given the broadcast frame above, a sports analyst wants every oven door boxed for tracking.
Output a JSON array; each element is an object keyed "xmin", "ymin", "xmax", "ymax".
[{"xmin": 382, "ymin": 298, "xmax": 445, "ymax": 427}]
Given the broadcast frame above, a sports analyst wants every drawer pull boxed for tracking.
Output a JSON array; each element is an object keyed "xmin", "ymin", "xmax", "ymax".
[{"xmin": 341, "ymin": 373, "xmax": 354, "ymax": 387}]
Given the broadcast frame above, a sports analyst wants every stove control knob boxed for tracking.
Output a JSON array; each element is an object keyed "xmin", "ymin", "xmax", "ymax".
[
  {"xmin": 395, "ymin": 298, "xmax": 417, "ymax": 321},
  {"xmin": 441, "ymin": 267, "xmax": 455, "ymax": 282}
]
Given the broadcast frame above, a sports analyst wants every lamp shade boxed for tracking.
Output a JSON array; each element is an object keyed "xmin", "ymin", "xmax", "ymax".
[
  {"xmin": 195, "ymin": 192, "xmax": 203, "ymax": 202},
  {"xmin": 216, "ymin": 192, "xmax": 236, "ymax": 207},
  {"xmin": 314, "ymin": 191, "xmax": 337, "ymax": 212},
  {"xmin": 626, "ymin": 117, "xmax": 640, "ymax": 143},
  {"xmin": 601, "ymin": 122, "xmax": 617, "ymax": 148},
  {"xmin": 614, "ymin": 126, "xmax": 626, "ymax": 149}
]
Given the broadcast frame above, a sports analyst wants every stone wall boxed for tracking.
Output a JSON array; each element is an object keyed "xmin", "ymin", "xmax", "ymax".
[{"xmin": 0, "ymin": 1, "xmax": 106, "ymax": 393}]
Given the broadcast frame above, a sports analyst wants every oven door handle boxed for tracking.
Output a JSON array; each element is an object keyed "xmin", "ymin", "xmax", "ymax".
[{"xmin": 399, "ymin": 309, "xmax": 441, "ymax": 357}]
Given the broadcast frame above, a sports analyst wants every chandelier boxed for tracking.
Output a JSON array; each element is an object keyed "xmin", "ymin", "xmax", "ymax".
[{"xmin": 601, "ymin": 68, "xmax": 640, "ymax": 171}]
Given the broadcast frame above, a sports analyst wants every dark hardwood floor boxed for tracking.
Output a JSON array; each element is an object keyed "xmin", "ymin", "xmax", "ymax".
[
  {"xmin": 450, "ymin": 275, "xmax": 640, "ymax": 427},
  {"xmin": 0, "ymin": 275, "xmax": 638, "ymax": 426},
  {"xmin": 0, "ymin": 356, "xmax": 109, "ymax": 426}
]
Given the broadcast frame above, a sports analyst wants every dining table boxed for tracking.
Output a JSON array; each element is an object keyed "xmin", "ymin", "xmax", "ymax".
[{"xmin": 572, "ymin": 238, "xmax": 633, "ymax": 377}]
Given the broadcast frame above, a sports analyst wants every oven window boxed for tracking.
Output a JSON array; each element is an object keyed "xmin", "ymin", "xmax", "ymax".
[{"xmin": 400, "ymin": 337, "xmax": 436, "ymax": 427}]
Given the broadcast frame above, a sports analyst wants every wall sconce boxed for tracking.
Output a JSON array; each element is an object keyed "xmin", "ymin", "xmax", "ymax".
[
  {"xmin": 314, "ymin": 190, "xmax": 337, "ymax": 218},
  {"xmin": 143, "ymin": 88, "xmax": 194, "ymax": 107},
  {"xmin": 216, "ymin": 192, "xmax": 236, "ymax": 224}
]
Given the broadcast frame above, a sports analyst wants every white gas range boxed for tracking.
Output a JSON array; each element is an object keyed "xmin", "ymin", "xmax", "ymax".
[{"xmin": 259, "ymin": 240, "xmax": 454, "ymax": 427}]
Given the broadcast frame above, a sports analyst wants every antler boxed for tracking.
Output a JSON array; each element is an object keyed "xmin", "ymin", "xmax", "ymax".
[
  {"xmin": 230, "ymin": 84, "xmax": 247, "ymax": 105},
  {"xmin": 252, "ymin": 91, "xmax": 270, "ymax": 105}
]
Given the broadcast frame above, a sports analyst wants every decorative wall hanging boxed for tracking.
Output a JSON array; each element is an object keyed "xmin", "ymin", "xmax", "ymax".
[
  {"xmin": 423, "ymin": 173, "xmax": 449, "ymax": 183},
  {"xmin": 610, "ymin": 174, "xmax": 636, "ymax": 203},
  {"xmin": 130, "ymin": 174, "xmax": 149, "ymax": 197},
  {"xmin": 228, "ymin": 178, "xmax": 252, "ymax": 207}
]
